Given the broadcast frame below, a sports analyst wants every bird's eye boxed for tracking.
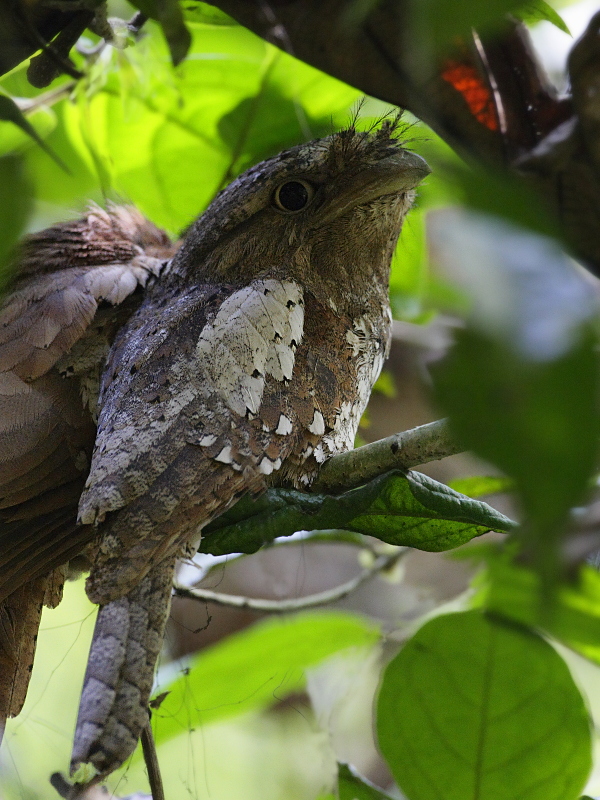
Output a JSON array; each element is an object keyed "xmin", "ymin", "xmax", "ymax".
[{"xmin": 273, "ymin": 180, "xmax": 314, "ymax": 212}]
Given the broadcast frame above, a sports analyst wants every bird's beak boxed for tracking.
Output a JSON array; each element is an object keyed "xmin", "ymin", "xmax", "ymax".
[{"xmin": 318, "ymin": 150, "xmax": 431, "ymax": 225}]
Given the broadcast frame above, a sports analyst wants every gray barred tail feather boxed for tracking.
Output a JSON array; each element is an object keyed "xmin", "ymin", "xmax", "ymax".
[{"xmin": 70, "ymin": 555, "xmax": 176, "ymax": 780}]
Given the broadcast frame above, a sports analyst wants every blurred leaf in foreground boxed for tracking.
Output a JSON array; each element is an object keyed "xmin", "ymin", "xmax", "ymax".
[
  {"xmin": 517, "ymin": 0, "xmax": 571, "ymax": 35},
  {"xmin": 474, "ymin": 548, "xmax": 600, "ymax": 664},
  {"xmin": 432, "ymin": 211, "xmax": 600, "ymax": 574}
]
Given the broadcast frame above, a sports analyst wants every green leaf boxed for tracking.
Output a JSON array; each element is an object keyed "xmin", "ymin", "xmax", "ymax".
[
  {"xmin": 182, "ymin": 1, "xmax": 236, "ymax": 25},
  {"xmin": 414, "ymin": 0, "xmax": 532, "ymax": 52},
  {"xmin": 448, "ymin": 475, "xmax": 514, "ymax": 498},
  {"xmin": 131, "ymin": 0, "xmax": 192, "ymax": 65},
  {"xmin": 389, "ymin": 204, "xmax": 428, "ymax": 320},
  {"xmin": 0, "ymin": 94, "xmax": 67, "ymax": 170},
  {"xmin": 22, "ymin": 99, "xmax": 99, "ymax": 206},
  {"xmin": 144, "ymin": 612, "xmax": 379, "ymax": 751},
  {"xmin": 437, "ymin": 327, "xmax": 599, "ymax": 530},
  {"xmin": 431, "ymin": 213, "xmax": 600, "ymax": 577},
  {"xmin": 0, "ymin": 155, "xmax": 32, "ymax": 285},
  {"xmin": 201, "ymin": 470, "xmax": 516, "ymax": 557},
  {"xmin": 371, "ymin": 369, "xmax": 396, "ymax": 399},
  {"xmin": 63, "ymin": 23, "xmax": 358, "ymax": 232},
  {"xmin": 377, "ymin": 610, "xmax": 592, "ymax": 800},
  {"xmin": 475, "ymin": 553, "xmax": 600, "ymax": 664},
  {"xmin": 338, "ymin": 763, "xmax": 395, "ymax": 800},
  {"xmin": 0, "ymin": 104, "xmax": 56, "ymax": 157},
  {"xmin": 517, "ymin": 1, "xmax": 571, "ymax": 34}
]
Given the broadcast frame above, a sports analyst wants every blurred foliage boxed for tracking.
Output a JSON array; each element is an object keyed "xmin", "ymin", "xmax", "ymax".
[
  {"xmin": 139, "ymin": 612, "xmax": 379, "ymax": 752},
  {"xmin": 2, "ymin": 2, "xmax": 600, "ymax": 800}
]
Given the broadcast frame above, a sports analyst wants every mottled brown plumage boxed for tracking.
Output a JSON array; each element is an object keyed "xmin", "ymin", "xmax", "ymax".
[{"xmin": 0, "ymin": 122, "xmax": 429, "ymax": 784}]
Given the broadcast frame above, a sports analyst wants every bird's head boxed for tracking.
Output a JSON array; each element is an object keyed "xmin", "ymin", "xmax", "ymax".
[{"xmin": 170, "ymin": 118, "xmax": 430, "ymax": 312}]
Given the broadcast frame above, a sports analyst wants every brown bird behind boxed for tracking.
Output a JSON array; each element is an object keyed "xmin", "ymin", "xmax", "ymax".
[
  {"xmin": 0, "ymin": 204, "xmax": 177, "ymax": 722},
  {"xmin": 0, "ymin": 120, "xmax": 429, "ymax": 787}
]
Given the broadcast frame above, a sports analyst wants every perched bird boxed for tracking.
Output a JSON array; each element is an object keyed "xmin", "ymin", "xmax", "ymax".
[{"xmin": 0, "ymin": 119, "xmax": 429, "ymax": 784}]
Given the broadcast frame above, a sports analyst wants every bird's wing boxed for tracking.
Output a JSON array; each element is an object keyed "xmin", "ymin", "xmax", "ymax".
[
  {"xmin": 0, "ymin": 204, "xmax": 173, "ymax": 590},
  {"xmin": 70, "ymin": 280, "xmax": 353, "ymax": 777},
  {"xmin": 0, "ymin": 205, "xmax": 174, "ymax": 720},
  {"xmin": 79, "ymin": 277, "xmax": 317, "ymax": 604}
]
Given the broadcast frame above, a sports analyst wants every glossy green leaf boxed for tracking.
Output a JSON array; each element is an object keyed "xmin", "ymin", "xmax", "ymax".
[
  {"xmin": 201, "ymin": 469, "xmax": 516, "ymax": 557},
  {"xmin": 517, "ymin": 1, "xmax": 571, "ymax": 34},
  {"xmin": 145, "ymin": 612, "xmax": 379, "ymax": 750},
  {"xmin": 377, "ymin": 610, "xmax": 592, "ymax": 800},
  {"xmin": 338, "ymin": 763, "xmax": 395, "ymax": 800}
]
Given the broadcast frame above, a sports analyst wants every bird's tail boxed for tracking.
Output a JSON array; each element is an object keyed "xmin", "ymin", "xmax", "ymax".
[
  {"xmin": 70, "ymin": 554, "xmax": 176, "ymax": 780},
  {"xmin": 0, "ymin": 570, "xmax": 64, "ymax": 736}
]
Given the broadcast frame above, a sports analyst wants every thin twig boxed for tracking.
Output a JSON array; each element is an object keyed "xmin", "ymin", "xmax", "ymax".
[
  {"xmin": 174, "ymin": 549, "xmax": 406, "ymax": 613},
  {"xmin": 312, "ymin": 418, "xmax": 461, "ymax": 495},
  {"xmin": 140, "ymin": 722, "xmax": 165, "ymax": 800},
  {"xmin": 15, "ymin": 81, "xmax": 77, "ymax": 112}
]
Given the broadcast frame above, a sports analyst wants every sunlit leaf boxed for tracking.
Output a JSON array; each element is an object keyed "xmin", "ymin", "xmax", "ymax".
[
  {"xmin": 517, "ymin": 0, "xmax": 571, "ymax": 34},
  {"xmin": 144, "ymin": 612, "xmax": 379, "ymax": 750},
  {"xmin": 372, "ymin": 369, "xmax": 396, "ymax": 398},
  {"xmin": 377, "ymin": 610, "xmax": 592, "ymax": 800},
  {"xmin": 0, "ymin": 104, "xmax": 55, "ymax": 157},
  {"xmin": 182, "ymin": 1, "xmax": 236, "ymax": 25},
  {"xmin": 62, "ymin": 23, "xmax": 358, "ymax": 233},
  {"xmin": 390, "ymin": 204, "xmax": 428, "ymax": 319},
  {"xmin": 131, "ymin": 0, "xmax": 192, "ymax": 64}
]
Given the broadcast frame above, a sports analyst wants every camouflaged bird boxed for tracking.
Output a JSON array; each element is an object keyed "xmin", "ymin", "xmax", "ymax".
[{"xmin": 0, "ymin": 119, "xmax": 429, "ymax": 784}]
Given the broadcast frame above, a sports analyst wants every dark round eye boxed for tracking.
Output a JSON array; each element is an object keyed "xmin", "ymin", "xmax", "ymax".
[{"xmin": 273, "ymin": 180, "xmax": 314, "ymax": 212}]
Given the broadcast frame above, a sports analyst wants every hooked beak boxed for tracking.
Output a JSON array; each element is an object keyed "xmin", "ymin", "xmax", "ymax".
[{"xmin": 317, "ymin": 150, "xmax": 431, "ymax": 225}]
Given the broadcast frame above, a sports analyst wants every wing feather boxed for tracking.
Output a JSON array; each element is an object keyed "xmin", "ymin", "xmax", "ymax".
[
  {"xmin": 80, "ymin": 279, "xmax": 309, "ymax": 603},
  {"xmin": 0, "ymin": 205, "xmax": 175, "ymax": 721}
]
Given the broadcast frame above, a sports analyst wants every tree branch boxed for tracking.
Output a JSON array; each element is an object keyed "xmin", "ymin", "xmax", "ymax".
[
  {"xmin": 174, "ymin": 550, "xmax": 406, "ymax": 613},
  {"xmin": 140, "ymin": 723, "xmax": 165, "ymax": 800},
  {"xmin": 312, "ymin": 418, "xmax": 461, "ymax": 495}
]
